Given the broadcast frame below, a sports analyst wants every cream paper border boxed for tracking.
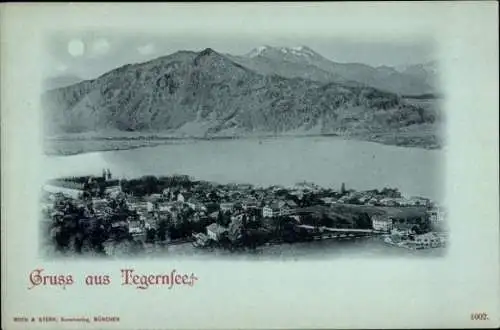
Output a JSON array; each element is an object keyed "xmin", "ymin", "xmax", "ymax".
[{"xmin": 1, "ymin": 2, "xmax": 499, "ymax": 329}]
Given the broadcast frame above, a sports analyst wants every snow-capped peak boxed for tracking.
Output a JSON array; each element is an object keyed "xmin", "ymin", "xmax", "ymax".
[
  {"xmin": 288, "ymin": 46, "xmax": 317, "ymax": 58},
  {"xmin": 246, "ymin": 45, "xmax": 319, "ymax": 59},
  {"xmin": 246, "ymin": 45, "xmax": 272, "ymax": 58}
]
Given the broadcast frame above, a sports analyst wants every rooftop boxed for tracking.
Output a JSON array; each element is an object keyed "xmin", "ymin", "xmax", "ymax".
[{"xmin": 206, "ymin": 223, "xmax": 228, "ymax": 235}]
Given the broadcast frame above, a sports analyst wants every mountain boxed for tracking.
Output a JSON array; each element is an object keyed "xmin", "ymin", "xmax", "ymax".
[
  {"xmin": 398, "ymin": 61, "xmax": 439, "ymax": 93},
  {"xmin": 41, "ymin": 48, "xmax": 439, "ymax": 140},
  {"xmin": 227, "ymin": 45, "xmax": 436, "ymax": 95},
  {"xmin": 43, "ymin": 74, "xmax": 84, "ymax": 91}
]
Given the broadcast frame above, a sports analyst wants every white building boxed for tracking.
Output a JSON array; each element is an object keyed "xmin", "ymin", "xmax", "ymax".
[
  {"xmin": 428, "ymin": 208, "xmax": 446, "ymax": 225},
  {"xmin": 372, "ymin": 215, "xmax": 393, "ymax": 232},
  {"xmin": 413, "ymin": 233, "xmax": 442, "ymax": 249},
  {"xmin": 105, "ymin": 185, "xmax": 122, "ymax": 196},
  {"xmin": 220, "ymin": 203, "xmax": 234, "ymax": 212},
  {"xmin": 206, "ymin": 223, "xmax": 228, "ymax": 241},
  {"xmin": 262, "ymin": 204, "xmax": 280, "ymax": 218},
  {"xmin": 320, "ymin": 197, "xmax": 336, "ymax": 205}
]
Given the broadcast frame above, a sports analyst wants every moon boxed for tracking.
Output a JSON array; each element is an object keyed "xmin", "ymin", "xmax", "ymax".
[{"xmin": 67, "ymin": 39, "xmax": 85, "ymax": 57}]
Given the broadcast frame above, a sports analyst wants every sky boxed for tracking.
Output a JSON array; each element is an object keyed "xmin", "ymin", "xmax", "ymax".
[{"xmin": 43, "ymin": 32, "xmax": 436, "ymax": 80}]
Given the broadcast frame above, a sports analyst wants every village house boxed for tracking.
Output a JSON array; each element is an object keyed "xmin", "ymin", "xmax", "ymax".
[
  {"xmin": 372, "ymin": 208, "xmax": 428, "ymax": 232},
  {"xmin": 241, "ymin": 198, "xmax": 259, "ymax": 210},
  {"xmin": 337, "ymin": 195, "xmax": 350, "ymax": 204},
  {"xmin": 128, "ymin": 218, "xmax": 144, "ymax": 235},
  {"xmin": 379, "ymin": 198, "xmax": 399, "ymax": 207},
  {"xmin": 262, "ymin": 203, "xmax": 281, "ymax": 218},
  {"xmin": 372, "ymin": 215, "xmax": 393, "ymax": 232},
  {"xmin": 390, "ymin": 223, "xmax": 416, "ymax": 236},
  {"xmin": 105, "ymin": 183, "xmax": 122, "ymax": 195},
  {"xmin": 428, "ymin": 207, "xmax": 446, "ymax": 225},
  {"xmin": 177, "ymin": 192, "xmax": 185, "ymax": 203},
  {"xmin": 320, "ymin": 197, "xmax": 336, "ymax": 205},
  {"xmin": 144, "ymin": 216, "xmax": 158, "ymax": 230},
  {"xmin": 262, "ymin": 199, "xmax": 298, "ymax": 218},
  {"xmin": 206, "ymin": 223, "xmax": 228, "ymax": 241},
  {"xmin": 283, "ymin": 199, "xmax": 298, "ymax": 210},
  {"xmin": 234, "ymin": 183, "xmax": 253, "ymax": 190},
  {"xmin": 146, "ymin": 201, "xmax": 155, "ymax": 212},
  {"xmin": 220, "ymin": 202, "xmax": 235, "ymax": 213},
  {"xmin": 208, "ymin": 211, "xmax": 220, "ymax": 220},
  {"xmin": 409, "ymin": 196, "xmax": 431, "ymax": 207},
  {"xmin": 411, "ymin": 232, "xmax": 442, "ymax": 249},
  {"xmin": 156, "ymin": 201, "xmax": 179, "ymax": 213}
]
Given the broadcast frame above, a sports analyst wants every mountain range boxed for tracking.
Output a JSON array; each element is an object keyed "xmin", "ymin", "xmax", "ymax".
[
  {"xmin": 226, "ymin": 45, "xmax": 437, "ymax": 95},
  {"xmin": 42, "ymin": 46, "xmax": 440, "ymax": 144}
]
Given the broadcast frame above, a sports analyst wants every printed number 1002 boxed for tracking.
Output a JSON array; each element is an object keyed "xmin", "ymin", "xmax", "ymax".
[{"xmin": 470, "ymin": 313, "xmax": 489, "ymax": 321}]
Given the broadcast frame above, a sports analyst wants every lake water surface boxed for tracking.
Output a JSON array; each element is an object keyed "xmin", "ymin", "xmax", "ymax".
[{"xmin": 43, "ymin": 136, "xmax": 445, "ymax": 203}]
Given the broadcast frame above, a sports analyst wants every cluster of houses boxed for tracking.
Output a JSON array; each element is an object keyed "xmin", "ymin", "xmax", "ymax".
[{"xmin": 42, "ymin": 174, "xmax": 446, "ymax": 249}]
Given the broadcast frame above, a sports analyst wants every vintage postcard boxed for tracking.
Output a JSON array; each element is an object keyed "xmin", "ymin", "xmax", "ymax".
[{"xmin": 1, "ymin": 2, "xmax": 499, "ymax": 329}]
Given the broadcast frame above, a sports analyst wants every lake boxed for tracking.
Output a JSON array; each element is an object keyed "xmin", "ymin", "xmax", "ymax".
[{"xmin": 43, "ymin": 136, "xmax": 445, "ymax": 203}]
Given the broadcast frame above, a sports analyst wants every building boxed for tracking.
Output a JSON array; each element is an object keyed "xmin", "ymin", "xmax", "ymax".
[
  {"xmin": 379, "ymin": 198, "xmax": 398, "ymax": 207},
  {"xmin": 390, "ymin": 223, "xmax": 416, "ymax": 236},
  {"xmin": 262, "ymin": 203, "xmax": 281, "ymax": 218},
  {"xmin": 241, "ymin": 198, "xmax": 259, "ymax": 210},
  {"xmin": 282, "ymin": 199, "xmax": 297, "ymax": 213},
  {"xmin": 372, "ymin": 215, "xmax": 393, "ymax": 232},
  {"xmin": 428, "ymin": 207, "xmax": 446, "ymax": 225},
  {"xmin": 320, "ymin": 197, "xmax": 336, "ymax": 205},
  {"xmin": 128, "ymin": 219, "xmax": 144, "ymax": 235},
  {"xmin": 105, "ymin": 184, "xmax": 122, "ymax": 196},
  {"xmin": 262, "ymin": 200, "xmax": 297, "ymax": 218},
  {"xmin": 412, "ymin": 232, "xmax": 443, "ymax": 249},
  {"xmin": 206, "ymin": 223, "xmax": 228, "ymax": 241},
  {"xmin": 408, "ymin": 196, "xmax": 431, "ymax": 207},
  {"xmin": 220, "ymin": 202, "xmax": 234, "ymax": 213},
  {"xmin": 208, "ymin": 211, "xmax": 220, "ymax": 220},
  {"xmin": 372, "ymin": 207, "xmax": 428, "ymax": 232},
  {"xmin": 158, "ymin": 201, "xmax": 178, "ymax": 212},
  {"xmin": 145, "ymin": 201, "xmax": 155, "ymax": 212}
]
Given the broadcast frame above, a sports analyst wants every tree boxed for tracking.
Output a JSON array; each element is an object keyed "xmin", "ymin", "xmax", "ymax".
[
  {"xmin": 146, "ymin": 228, "xmax": 157, "ymax": 243},
  {"xmin": 98, "ymin": 182, "xmax": 106, "ymax": 198},
  {"xmin": 157, "ymin": 219, "xmax": 168, "ymax": 242},
  {"xmin": 222, "ymin": 211, "xmax": 232, "ymax": 227},
  {"xmin": 356, "ymin": 212, "xmax": 372, "ymax": 229},
  {"xmin": 415, "ymin": 216, "xmax": 431, "ymax": 234},
  {"xmin": 228, "ymin": 218, "xmax": 244, "ymax": 245},
  {"xmin": 216, "ymin": 211, "xmax": 224, "ymax": 225},
  {"xmin": 341, "ymin": 182, "xmax": 346, "ymax": 195}
]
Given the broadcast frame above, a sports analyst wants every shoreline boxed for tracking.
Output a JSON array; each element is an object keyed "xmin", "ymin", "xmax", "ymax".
[{"xmin": 44, "ymin": 132, "xmax": 442, "ymax": 156}]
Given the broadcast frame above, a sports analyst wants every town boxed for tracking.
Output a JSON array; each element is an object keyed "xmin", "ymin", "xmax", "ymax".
[{"xmin": 40, "ymin": 169, "xmax": 447, "ymax": 257}]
